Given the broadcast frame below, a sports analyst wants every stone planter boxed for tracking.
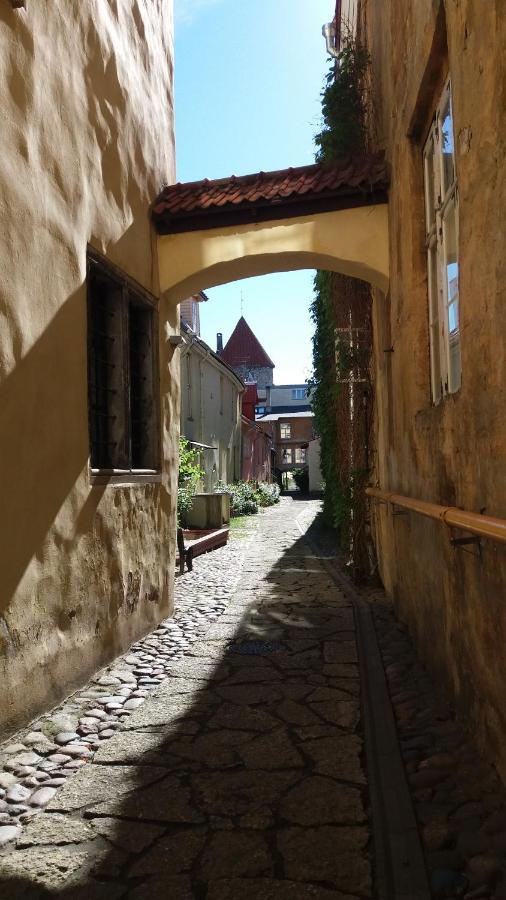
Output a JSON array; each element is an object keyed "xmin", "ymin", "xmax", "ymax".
[{"xmin": 185, "ymin": 492, "xmax": 230, "ymax": 529}]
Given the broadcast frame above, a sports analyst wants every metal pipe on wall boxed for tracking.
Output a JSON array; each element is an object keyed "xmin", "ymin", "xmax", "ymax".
[{"xmin": 366, "ymin": 487, "xmax": 506, "ymax": 545}]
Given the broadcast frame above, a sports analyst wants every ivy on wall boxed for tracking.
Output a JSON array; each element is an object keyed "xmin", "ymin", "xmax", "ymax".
[
  {"xmin": 309, "ymin": 38, "xmax": 372, "ymax": 564},
  {"xmin": 314, "ymin": 42, "xmax": 370, "ymax": 163}
]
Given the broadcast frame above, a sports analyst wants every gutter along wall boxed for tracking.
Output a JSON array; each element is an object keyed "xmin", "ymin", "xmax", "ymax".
[
  {"xmin": 0, "ymin": 1, "xmax": 176, "ymax": 733},
  {"xmin": 360, "ymin": 0, "xmax": 506, "ymax": 777}
]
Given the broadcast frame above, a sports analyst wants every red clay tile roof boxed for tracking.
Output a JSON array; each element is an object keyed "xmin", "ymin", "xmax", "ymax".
[
  {"xmin": 220, "ymin": 318, "xmax": 275, "ymax": 369},
  {"xmin": 152, "ymin": 154, "xmax": 388, "ymax": 233}
]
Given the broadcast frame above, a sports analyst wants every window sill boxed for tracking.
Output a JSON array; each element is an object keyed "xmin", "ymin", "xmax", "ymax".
[{"xmin": 89, "ymin": 469, "xmax": 162, "ymax": 486}]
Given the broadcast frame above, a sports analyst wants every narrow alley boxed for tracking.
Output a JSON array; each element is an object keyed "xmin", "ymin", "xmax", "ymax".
[{"xmin": 1, "ymin": 499, "xmax": 506, "ymax": 899}]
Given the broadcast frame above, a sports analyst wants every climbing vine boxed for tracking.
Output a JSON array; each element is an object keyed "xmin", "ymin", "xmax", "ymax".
[
  {"xmin": 314, "ymin": 41, "xmax": 370, "ymax": 163},
  {"xmin": 310, "ymin": 37, "xmax": 372, "ymax": 568}
]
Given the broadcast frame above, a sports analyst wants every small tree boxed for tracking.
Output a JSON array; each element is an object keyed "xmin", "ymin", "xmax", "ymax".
[
  {"xmin": 292, "ymin": 468, "xmax": 309, "ymax": 494},
  {"xmin": 177, "ymin": 438, "xmax": 204, "ymax": 526}
]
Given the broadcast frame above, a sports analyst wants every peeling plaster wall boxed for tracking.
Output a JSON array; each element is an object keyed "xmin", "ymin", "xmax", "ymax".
[
  {"xmin": 362, "ymin": 1, "xmax": 506, "ymax": 777},
  {"xmin": 0, "ymin": 0, "xmax": 176, "ymax": 733}
]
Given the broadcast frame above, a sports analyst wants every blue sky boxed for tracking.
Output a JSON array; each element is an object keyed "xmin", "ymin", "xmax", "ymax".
[{"xmin": 174, "ymin": 0, "xmax": 333, "ymax": 383}]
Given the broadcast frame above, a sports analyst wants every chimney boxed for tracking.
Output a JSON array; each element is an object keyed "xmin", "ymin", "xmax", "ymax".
[{"xmin": 217, "ymin": 333, "xmax": 223, "ymax": 353}]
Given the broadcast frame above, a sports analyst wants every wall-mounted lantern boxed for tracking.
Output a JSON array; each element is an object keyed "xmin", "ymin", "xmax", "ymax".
[{"xmin": 322, "ymin": 22, "xmax": 339, "ymax": 58}]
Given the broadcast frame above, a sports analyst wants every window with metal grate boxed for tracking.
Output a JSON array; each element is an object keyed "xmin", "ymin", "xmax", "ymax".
[{"xmin": 87, "ymin": 253, "xmax": 159, "ymax": 477}]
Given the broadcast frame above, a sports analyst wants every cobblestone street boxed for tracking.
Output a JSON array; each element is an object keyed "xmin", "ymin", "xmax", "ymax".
[{"xmin": 1, "ymin": 498, "xmax": 506, "ymax": 899}]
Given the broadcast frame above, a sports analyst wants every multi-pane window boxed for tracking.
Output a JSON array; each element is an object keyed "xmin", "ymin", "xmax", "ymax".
[
  {"xmin": 280, "ymin": 423, "xmax": 291, "ymax": 439},
  {"xmin": 423, "ymin": 78, "xmax": 461, "ymax": 402},
  {"xmin": 295, "ymin": 447, "xmax": 306, "ymax": 464},
  {"xmin": 87, "ymin": 254, "xmax": 159, "ymax": 474},
  {"xmin": 292, "ymin": 388, "xmax": 306, "ymax": 400},
  {"xmin": 281, "ymin": 448, "xmax": 293, "ymax": 464}
]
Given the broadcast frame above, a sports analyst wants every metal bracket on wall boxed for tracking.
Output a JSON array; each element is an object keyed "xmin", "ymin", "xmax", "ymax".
[{"xmin": 450, "ymin": 534, "xmax": 482, "ymax": 559}]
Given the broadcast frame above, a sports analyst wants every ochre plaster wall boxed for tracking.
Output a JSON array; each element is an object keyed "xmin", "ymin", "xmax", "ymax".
[
  {"xmin": 362, "ymin": 0, "xmax": 506, "ymax": 777},
  {"xmin": 0, "ymin": 1, "xmax": 177, "ymax": 733},
  {"xmin": 158, "ymin": 204, "xmax": 390, "ymax": 302}
]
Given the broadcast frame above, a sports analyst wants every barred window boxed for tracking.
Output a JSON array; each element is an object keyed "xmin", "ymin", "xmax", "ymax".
[
  {"xmin": 87, "ymin": 254, "xmax": 159, "ymax": 476},
  {"xmin": 423, "ymin": 78, "xmax": 461, "ymax": 402}
]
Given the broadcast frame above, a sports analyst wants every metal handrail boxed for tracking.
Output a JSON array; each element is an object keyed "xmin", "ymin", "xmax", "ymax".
[{"xmin": 366, "ymin": 487, "xmax": 506, "ymax": 545}]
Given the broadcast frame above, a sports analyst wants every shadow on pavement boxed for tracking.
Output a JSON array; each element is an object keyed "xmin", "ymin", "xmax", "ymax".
[{"xmin": 0, "ymin": 501, "xmax": 371, "ymax": 899}]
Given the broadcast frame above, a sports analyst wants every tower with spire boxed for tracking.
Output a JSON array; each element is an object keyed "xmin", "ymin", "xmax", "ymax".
[{"xmin": 218, "ymin": 317, "xmax": 275, "ymax": 401}]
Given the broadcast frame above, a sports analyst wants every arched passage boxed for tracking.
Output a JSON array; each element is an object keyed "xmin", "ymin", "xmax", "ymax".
[
  {"xmin": 151, "ymin": 155, "xmax": 390, "ymax": 305},
  {"xmin": 157, "ymin": 204, "xmax": 389, "ymax": 304}
]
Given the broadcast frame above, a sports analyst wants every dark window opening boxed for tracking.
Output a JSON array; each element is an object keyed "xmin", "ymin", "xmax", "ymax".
[{"xmin": 87, "ymin": 255, "xmax": 159, "ymax": 474}]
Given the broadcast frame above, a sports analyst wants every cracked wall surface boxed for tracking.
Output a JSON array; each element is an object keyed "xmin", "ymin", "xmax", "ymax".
[{"xmin": 0, "ymin": 0, "xmax": 177, "ymax": 734}]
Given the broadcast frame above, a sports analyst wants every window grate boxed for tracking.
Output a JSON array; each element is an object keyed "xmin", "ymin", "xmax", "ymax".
[{"xmin": 87, "ymin": 255, "xmax": 159, "ymax": 474}]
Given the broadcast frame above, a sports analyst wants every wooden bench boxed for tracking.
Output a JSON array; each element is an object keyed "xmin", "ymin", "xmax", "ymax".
[{"xmin": 176, "ymin": 526, "xmax": 230, "ymax": 574}]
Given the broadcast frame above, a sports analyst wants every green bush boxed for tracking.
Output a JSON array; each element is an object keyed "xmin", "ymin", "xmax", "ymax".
[
  {"xmin": 255, "ymin": 482, "xmax": 281, "ymax": 507},
  {"xmin": 292, "ymin": 468, "xmax": 309, "ymax": 493},
  {"xmin": 217, "ymin": 480, "xmax": 280, "ymax": 517}
]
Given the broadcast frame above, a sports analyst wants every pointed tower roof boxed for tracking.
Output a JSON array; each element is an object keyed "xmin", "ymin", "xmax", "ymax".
[{"xmin": 220, "ymin": 317, "xmax": 275, "ymax": 369}]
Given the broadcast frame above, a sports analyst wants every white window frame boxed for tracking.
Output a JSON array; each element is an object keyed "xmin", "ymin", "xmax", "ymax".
[
  {"xmin": 295, "ymin": 447, "xmax": 306, "ymax": 464},
  {"xmin": 291, "ymin": 388, "xmax": 306, "ymax": 400},
  {"xmin": 423, "ymin": 77, "xmax": 461, "ymax": 402},
  {"xmin": 280, "ymin": 423, "xmax": 291, "ymax": 440}
]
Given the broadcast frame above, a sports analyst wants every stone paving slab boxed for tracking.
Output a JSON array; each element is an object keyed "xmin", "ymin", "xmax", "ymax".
[{"xmin": 0, "ymin": 500, "xmax": 373, "ymax": 898}]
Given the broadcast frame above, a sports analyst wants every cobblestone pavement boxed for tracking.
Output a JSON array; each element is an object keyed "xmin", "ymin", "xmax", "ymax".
[
  {"xmin": 1, "ymin": 497, "xmax": 506, "ymax": 899},
  {"xmin": 371, "ymin": 598, "xmax": 506, "ymax": 900},
  {"xmin": 0, "ymin": 499, "xmax": 370, "ymax": 898},
  {"xmin": 0, "ymin": 519, "xmax": 257, "ymax": 847}
]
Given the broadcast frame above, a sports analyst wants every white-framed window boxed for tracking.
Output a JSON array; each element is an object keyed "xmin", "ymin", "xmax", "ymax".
[
  {"xmin": 295, "ymin": 447, "xmax": 306, "ymax": 464},
  {"xmin": 281, "ymin": 448, "xmax": 293, "ymax": 464},
  {"xmin": 292, "ymin": 388, "xmax": 306, "ymax": 400},
  {"xmin": 423, "ymin": 77, "xmax": 461, "ymax": 402},
  {"xmin": 280, "ymin": 423, "xmax": 291, "ymax": 439}
]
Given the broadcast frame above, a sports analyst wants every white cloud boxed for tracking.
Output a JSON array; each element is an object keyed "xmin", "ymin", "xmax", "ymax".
[{"xmin": 175, "ymin": 0, "xmax": 225, "ymax": 27}]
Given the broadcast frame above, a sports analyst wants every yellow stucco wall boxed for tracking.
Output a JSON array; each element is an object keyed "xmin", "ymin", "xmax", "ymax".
[
  {"xmin": 363, "ymin": 0, "xmax": 506, "ymax": 778},
  {"xmin": 0, "ymin": 1, "xmax": 177, "ymax": 733},
  {"xmin": 157, "ymin": 204, "xmax": 390, "ymax": 303}
]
